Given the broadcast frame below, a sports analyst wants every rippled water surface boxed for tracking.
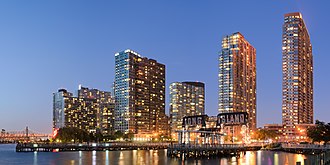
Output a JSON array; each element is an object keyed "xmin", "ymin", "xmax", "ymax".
[{"xmin": 0, "ymin": 144, "xmax": 314, "ymax": 165}]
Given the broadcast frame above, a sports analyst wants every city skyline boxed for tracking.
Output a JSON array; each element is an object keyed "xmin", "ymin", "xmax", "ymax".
[{"xmin": 0, "ymin": 1, "xmax": 329, "ymax": 134}]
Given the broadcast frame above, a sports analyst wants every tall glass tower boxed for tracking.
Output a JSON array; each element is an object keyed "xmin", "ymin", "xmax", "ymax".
[
  {"xmin": 218, "ymin": 32, "xmax": 257, "ymax": 131},
  {"xmin": 169, "ymin": 81, "xmax": 205, "ymax": 137},
  {"xmin": 114, "ymin": 49, "xmax": 166, "ymax": 137},
  {"xmin": 282, "ymin": 12, "xmax": 313, "ymax": 138}
]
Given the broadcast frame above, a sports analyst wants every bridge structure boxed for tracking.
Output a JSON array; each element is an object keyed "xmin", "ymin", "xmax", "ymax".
[{"xmin": 0, "ymin": 127, "xmax": 51, "ymax": 142}]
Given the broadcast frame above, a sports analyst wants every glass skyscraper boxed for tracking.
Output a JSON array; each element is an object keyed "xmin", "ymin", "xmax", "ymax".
[
  {"xmin": 282, "ymin": 12, "xmax": 313, "ymax": 138},
  {"xmin": 114, "ymin": 49, "xmax": 166, "ymax": 138},
  {"xmin": 169, "ymin": 81, "xmax": 205, "ymax": 137},
  {"xmin": 218, "ymin": 32, "xmax": 257, "ymax": 132}
]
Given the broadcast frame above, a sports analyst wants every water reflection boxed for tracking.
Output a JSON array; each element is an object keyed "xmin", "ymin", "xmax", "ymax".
[
  {"xmin": 92, "ymin": 150, "xmax": 96, "ymax": 165},
  {"xmin": 295, "ymin": 154, "xmax": 305, "ymax": 165},
  {"xmin": 79, "ymin": 151, "xmax": 82, "ymax": 165},
  {"xmin": 33, "ymin": 151, "xmax": 37, "ymax": 165},
  {"xmin": 105, "ymin": 150, "xmax": 109, "ymax": 165},
  {"xmin": 274, "ymin": 152, "xmax": 279, "ymax": 165},
  {"xmin": 119, "ymin": 151, "xmax": 124, "ymax": 165},
  {"xmin": 257, "ymin": 150, "xmax": 261, "ymax": 165},
  {"xmin": 2, "ymin": 146, "xmax": 314, "ymax": 165}
]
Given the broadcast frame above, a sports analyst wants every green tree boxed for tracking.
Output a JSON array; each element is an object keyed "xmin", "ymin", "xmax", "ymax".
[
  {"xmin": 114, "ymin": 131, "xmax": 124, "ymax": 140},
  {"xmin": 252, "ymin": 129, "xmax": 279, "ymax": 141},
  {"xmin": 55, "ymin": 127, "xmax": 90, "ymax": 143},
  {"xmin": 124, "ymin": 132, "xmax": 134, "ymax": 141},
  {"xmin": 307, "ymin": 120, "xmax": 330, "ymax": 144}
]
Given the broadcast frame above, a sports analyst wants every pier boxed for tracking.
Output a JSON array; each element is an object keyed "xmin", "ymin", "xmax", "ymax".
[
  {"xmin": 282, "ymin": 143, "xmax": 330, "ymax": 154},
  {"xmin": 16, "ymin": 142, "xmax": 169, "ymax": 152},
  {"xmin": 281, "ymin": 143, "xmax": 330, "ymax": 165},
  {"xmin": 167, "ymin": 143, "xmax": 262, "ymax": 158}
]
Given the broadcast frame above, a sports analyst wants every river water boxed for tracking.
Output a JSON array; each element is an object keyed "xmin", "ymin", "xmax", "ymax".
[{"xmin": 0, "ymin": 144, "xmax": 314, "ymax": 165}]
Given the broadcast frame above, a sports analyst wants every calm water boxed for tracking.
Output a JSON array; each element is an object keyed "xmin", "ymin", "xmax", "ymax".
[{"xmin": 0, "ymin": 144, "xmax": 313, "ymax": 165}]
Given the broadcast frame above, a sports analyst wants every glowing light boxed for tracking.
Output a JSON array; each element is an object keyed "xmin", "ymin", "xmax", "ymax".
[{"xmin": 52, "ymin": 128, "xmax": 59, "ymax": 139}]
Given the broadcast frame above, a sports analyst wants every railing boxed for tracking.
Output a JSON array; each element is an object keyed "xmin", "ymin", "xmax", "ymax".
[
  {"xmin": 17, "ymin": 142, "xmax": 170, "ymax": 148},
  {"xmin": 282, "ymin": 143, "xmax": 330, "ymax": 150},
  {"xmin": 169, "ymin": 143, "xmax": 259, "ymax": 150}
]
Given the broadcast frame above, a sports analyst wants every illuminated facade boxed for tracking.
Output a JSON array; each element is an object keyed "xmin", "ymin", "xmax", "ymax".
[
  {"xmin": 282, "ymin": 12, "xmax": 313, "ymax": 138},
  {"xmin": 263, "ymin": 124, "xmax": 283, "ymax": 137},
  {"xmin": 169, "ymin": 82, "xmax": 205, "ymax": 136},
  {"xmin": 77, "ymin": 86, "xmax": 114, "ymax": 135},
  {"xmin": 53, "ymin": 89, "xmax": 74, "ymax": 129},
  {"xmin": 114, "ymin": 49, "xmax": 166, "ymax": 137},
  {"xmin": 218, "ymin": 32, "xmax": 257, "ymax": 131},
  {"xmin": 53, "ymin": 86, "xmax": 114, "ymax": 135},
  {"xmin": 157, "ymin": 113, "xmax": 170, "ymax": 137}
]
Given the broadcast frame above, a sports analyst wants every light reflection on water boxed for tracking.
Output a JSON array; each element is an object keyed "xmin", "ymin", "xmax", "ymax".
[
  {"xmin": 105, "ymin": 150, "xmax": 109, "ymax": 165},
  {"xmin": 92, "ymin": 150, "xmax": 96, "ymax": 165},
  {"xmin": 33, "ymin": 151, "xmax": 37, "ymax": 165},
  {"xmin": 0, "ymin": 144, "xmax": 315, "ymax": 165},
  {"xmin": 78, "ymin": 150, "xmax": 82, "ymax": 165},
  {"xmin": 274, "ymin": 152, "xmax": 279, "ymax": 165}
]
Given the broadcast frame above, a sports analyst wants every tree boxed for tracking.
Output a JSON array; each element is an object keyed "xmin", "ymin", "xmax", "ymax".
[
  {"xmin": 252, "ymin": 129, "xmax": 279, "ymax": 141},
  {"xmin": 54, "ymin": 127, "xmax": 90, "ymax": 143},
  {"xmin": 114, "ymin": 131, "xmax": 124, "ymax": 140},
  {"xmin": 307, "ymin": 120, "xmax": 330, "ymax": 144},
  {"xmin": 124, "ymin": 132, "xmax": 134, "ymax": 141}
]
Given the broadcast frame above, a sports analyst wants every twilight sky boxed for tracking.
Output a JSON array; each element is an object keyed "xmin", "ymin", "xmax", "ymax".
[{"xmin": 0, "ymin": 1, "xmax": 329, "ymax": 133}]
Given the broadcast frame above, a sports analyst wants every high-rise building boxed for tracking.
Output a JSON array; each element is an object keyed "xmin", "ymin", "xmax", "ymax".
[
  {"xmin": 77, "ymin": 86, "xmax": 114, "ymax": 135},
  {"xmin": 218, "ymin": 32, "xmax": 257, "ymax": 132},
  {"xmin": 169, "ymin": 82, "xmax": 205, "ymax": 136},
  {"xmin": 53, "ymin": 86, "xmax": 114, "ymax": 135},
  {"xmin": 53, "ymin": 89, "xmax": 75, "ymax": 129},
  {"xmin": 53, "ymin": 88, "xmax": 99, "ymax": 133},
  {"xmin": 282, "ymin": 12, "xmax": 313, "ymax": 138},
  {"xmin": 114, "ymin": 49, "xmax": 166, "ymax": 137},
  {"xmin": 156, "ymin": 113, "xmax": 170, "ymax": 137}
]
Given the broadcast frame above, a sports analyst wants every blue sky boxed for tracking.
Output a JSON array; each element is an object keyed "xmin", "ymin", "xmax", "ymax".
[{"xmin": 0, "ymin": 1, "xmax": 329, "ymax": 133}]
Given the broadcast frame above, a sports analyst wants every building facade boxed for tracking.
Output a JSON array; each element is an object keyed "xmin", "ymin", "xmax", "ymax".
[
  {"xmin": 169, "ymin": 82, "xmax": 205, "ymax": 137},
  {"xmin": 53, "ymin": 89, "xmax": 74, "ymax": 129},
  {"xmin": 263, "ymin": 124, "xmax": 284, "ymax": 139},
  {"xmin": 77, "ymin": 86, "xmax": 114, "ymax": 135},
  {"xmin": 114, "ymin": 49, "xmax": 166, "ymax": 137},
  {"xmin": 282, "ymin": 12, "xmax": 313, "ymax": 138},
  {"xmin": 218, "ymin": 32, "xmax": 257, "ymax": 132},
  {"xmin": 53, "ymin": 86, "xmax": 114, "ymax": 135}
]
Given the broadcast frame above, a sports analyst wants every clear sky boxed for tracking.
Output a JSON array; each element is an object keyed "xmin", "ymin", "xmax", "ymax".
[{"xmin": 0, "ymin": 1, "xmax": 329, "ymax": 133}]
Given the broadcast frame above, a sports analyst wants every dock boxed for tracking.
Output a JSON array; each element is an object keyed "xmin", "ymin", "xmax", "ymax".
[
  {"xmin": 16, "ymin": 142, "xmax": 170, "ymax": 152},
  {"xmin": 167, "ymin": 144, "xmax": 261, "ymax": 158}
]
